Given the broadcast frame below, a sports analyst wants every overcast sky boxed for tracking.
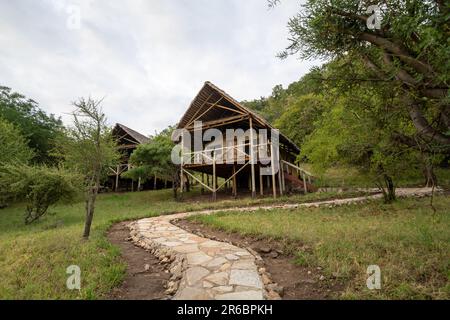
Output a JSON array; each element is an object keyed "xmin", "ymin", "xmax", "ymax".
[{"xmin": 0, "ymin": 0, "xmax": 321, "ymax": 135}]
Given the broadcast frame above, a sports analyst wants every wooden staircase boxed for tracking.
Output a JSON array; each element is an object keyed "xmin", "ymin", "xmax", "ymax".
[
  {"xmin": 280, "ymin": 160, "xmax": 317, "ymax": 194},
  {"xmin": 283, "ymin": 171, "xmax": 317, "ymax": 193}
]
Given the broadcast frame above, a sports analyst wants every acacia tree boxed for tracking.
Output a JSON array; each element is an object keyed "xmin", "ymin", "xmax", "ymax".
[
  {"xmin": 0, "ymin": 86, "xmax": 64, "ymax": 164},
  {"xmin": 0, "ymin": 118, "xmax": 34, "ymax": 208},
  {"xmin": 0, "ymin": 117, "xmax": 34, "ymax": 166},
  {"xmin": 126, "ymin": 127, "xmax": 184, "ymax": 200},
  {"xmin": 0, "ymin": 164, "xmax": 81, "ymax": 223},
  {"xmin": 57, "ymin": 98, "xmax": 119, "ymax": 239},
  {"xmin": 274, "ymin": 0, "xmax": 449, "ymax": 154}
]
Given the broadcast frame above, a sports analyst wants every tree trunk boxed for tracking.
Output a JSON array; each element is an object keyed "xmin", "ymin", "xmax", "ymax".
[
  {"xmin": 184, "ymin": 173, "xmax": 190, "ymax": 192},
  {"xmin": 423, "ymin": 161, "xmax": 437, "ymax": 187},
  {"xmin": 377, "ymin": 173, "xmax": 396, "ymax": 203},
  {"xmin": 83, "ymin": 174, "xmax": 100, "ymax": 239},
  {"xmin": 172, "ymin": 169, "xmax": 180, "ymax": 201},
  {"xmin": 379, "ymin": 174, "xmax": 396, "ymax": 203}
]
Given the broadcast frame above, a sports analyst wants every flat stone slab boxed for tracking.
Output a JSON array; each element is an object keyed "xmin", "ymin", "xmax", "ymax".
[
  {"xmin": 216, "ymin": 290, "xmax": 264, "ymax": 300},
  {"xmin": 229, "ymin": 269, "xmax": 263, "ymax": 289}
]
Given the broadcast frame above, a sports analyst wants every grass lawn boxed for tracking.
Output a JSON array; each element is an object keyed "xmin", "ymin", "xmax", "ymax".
[
  {"xmin": 191, "ymin": 195, "xmax": 450, "ymax": 299},
  {"xmin": 0, "ymin": 187, "xmax": 362, "ymax": 299},
  {"xmin": 305, "ymin": 165, "xmax": 450, "ymax": 189}
]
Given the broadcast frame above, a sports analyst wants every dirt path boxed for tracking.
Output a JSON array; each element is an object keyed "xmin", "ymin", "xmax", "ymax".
[{"xmin": 107, "ymin": 222, "xmax": 170, "ymax": 300}]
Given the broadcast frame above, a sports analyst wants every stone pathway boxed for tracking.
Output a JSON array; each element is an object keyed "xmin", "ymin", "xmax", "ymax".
[
  {"xmin": 130, "ymin": 213, "xmax": 265, "ymax": 300},
  {"xmin": 128, "ymin": 187, "xmax": 438, "ymax": 300}
]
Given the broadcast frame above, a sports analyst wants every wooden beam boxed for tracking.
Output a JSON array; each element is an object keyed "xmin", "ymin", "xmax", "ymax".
[
  {"xmin": 232, "ymin": 165, "xmax": 237, "ymax": 198},
  {"xmin": 278, "ymin": 168, "xmax": 283, "ymax": 196},
  {"xmin": 212, "ymin": 153, "xmax": 217, "ymax": 201},
  {"xmin": 205, "ymin": 102, "xmax": 246, "ymax": 115},
  {"xmin": 259, "ymin": 171, "xmax": 264, "ymax": 196},
  {"xmin": 180, "ymin": 133, "xmax": 184, "ymax": 195},
  {"xmin": 249, "ymin": 117, "xmax": 256, "ymax": 198},
  {"xmin": 280, "ymin": 161, "xmax": 286, "ymax": 193},
  {"xmin": 270, "ymin": 142, "xmax": 277, "ymax": 199},
  {"xmin": 303, "ymin": 172, "xmax": 308, "ymax": 195},
  {"xmin": 183, "ymin": 169, "xmax": 214, "ymax": 192},
  {"xmin": 185, "ymin": 93, "xmax": 214, "ymax": 127},
  {"xmin": 201, "ymin": 173, "xmax": 205, "ymax": 195},
  {"xmin": 185, "ymin": 114, "xmax": 247, "ymax": 131},
  {"xmin": 188, "ymin": 97, "xmax": 223, "ymax": 127},
  {"xmin": 117, "ymin": 144, "xmax": 138, "ymax": 150}
]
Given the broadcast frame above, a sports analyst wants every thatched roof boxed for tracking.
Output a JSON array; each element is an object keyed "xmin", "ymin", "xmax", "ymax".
[
  {"xmin": 113, "ymin": 123, "xmax": 150, "ymax": 145},
  {"xmin": 177, "ymin": 81, "xmax": 300, "ymax": 153}
]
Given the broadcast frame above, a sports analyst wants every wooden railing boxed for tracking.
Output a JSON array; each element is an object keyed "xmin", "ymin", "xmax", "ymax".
[{"xmin": 280, "ymin": 160, "xmax": 314, "ymax": 194}]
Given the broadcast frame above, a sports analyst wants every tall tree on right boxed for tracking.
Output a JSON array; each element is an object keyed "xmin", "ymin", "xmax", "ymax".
[{"xmin": 275, "ymin": 0, "xmax": 449, "ymax": 154}]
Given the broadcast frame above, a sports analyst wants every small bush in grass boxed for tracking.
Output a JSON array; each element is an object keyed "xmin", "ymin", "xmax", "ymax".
[{"xmin": 0, "ymin": 164, "xmax": 82, "ymax": 224}]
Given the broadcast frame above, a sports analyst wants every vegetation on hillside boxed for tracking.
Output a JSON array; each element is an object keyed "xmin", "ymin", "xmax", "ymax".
[
  {"xmin": 0, "ymin": 87, "xmax": 64, "ymax": 164},
  {"xmin": 242, "ymin": 0, "xmax": 449, "ymax": 200}
]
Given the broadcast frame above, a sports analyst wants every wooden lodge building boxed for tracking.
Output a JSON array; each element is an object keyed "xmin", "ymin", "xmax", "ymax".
[
  {"xmin": 176, "ymin": 81, "xmax": 314, "ymax": 199},
  {"xmin": 108, "ymin": 123, "xmax": 171, "ymax": 192}
]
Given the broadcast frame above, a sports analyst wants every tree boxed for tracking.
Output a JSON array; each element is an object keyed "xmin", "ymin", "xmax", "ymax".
[
  {"xmin": 0, "ymin": 164, "xmax": 81, "ymax": 223},
  {"xmin": 55, "ymin": 98, "xmax": 119, "ymax": 239},
  {"xmin": 126, "ymin": 127, "xmax": 182, "ymax": 199},
  {"xmin": 0, "ymin": 117, "xmax": 34, "ymax": 165},
  {"xmin": 0, "ymin": 118, "xmax": 35, "ymax": 208},
  {"xmin": 275, "ymin": 0, "xmax": 450, "ymax": 154},
  {"xmin": 275, "ymin": 93, "xmax": 328, "ymax": 147},
  {"xmin": 0, "ymin": 86, "xmax": 64, "ymax": 164},
  {"xmin": 300, "ymin": 73, "xmax": 426, "ymax": 202}
]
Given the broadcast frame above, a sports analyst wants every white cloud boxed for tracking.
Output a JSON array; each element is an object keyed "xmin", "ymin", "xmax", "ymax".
[{"xmin": 0, "ymin": 0, "xmax": 321, "ymax": 135}]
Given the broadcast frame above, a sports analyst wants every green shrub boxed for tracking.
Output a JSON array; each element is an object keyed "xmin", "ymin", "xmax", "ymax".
[
  {"xmin": 0, "ymin": 164, "xmax": 82, "ymax": 224},
  {"xmin": 0, "ymin": 117, "xmax": 34, "ymax": 165}
]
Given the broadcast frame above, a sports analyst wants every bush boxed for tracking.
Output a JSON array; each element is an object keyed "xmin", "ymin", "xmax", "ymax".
[
  {"xmin": 0, "ymin": 117, "xmax": 34, "ymax": 165},
  {"xmin": 0, "ymin": 164, "xmax": 82, "ymax": 224}
]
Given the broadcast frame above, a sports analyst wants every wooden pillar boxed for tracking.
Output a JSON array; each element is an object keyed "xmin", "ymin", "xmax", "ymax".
[
  {"xmin": 249, "ymin": 117, "xmax": 256, "ymax": 198},
  {"xmin": 131, "ymin": 180, "xmax": 134, "ymax": 192},
  {"xmin": 212, "ymin": 152, "xmax": 217, "ymax": 201},
  {"xmin": 278, "ymin": 167, "xmax": 283, "ymax": 196},
  {"xmin": 164, "ymin": 179, "xmax": 168, "ymax": 188},
  {"xmin": 201, "ymin": 173, "xmax": 205, "ymax": 194},
  {"xmin": 259, "ymin": 171, "xmax": 264, "ymax": 196},
  {"xmin": 180, "ymin": 135, "xmax": 184, "ymax": 195},
  {"xmin": 232, "ymin": 164, "xmax": 237, "ymax": 198},
  {"xmin": 303, "ymin": 172, "xmax": 308, "ymax": 194},
  {"xmin": 115, "ymin": 165, "xmax": 120, "ymax": 192},
  {"xmin": 280, "ymin": 161, "xmax": 285, "ymax": 193},
  {"xmin": 270, "ymin": 141, "xmax": 277, "ymax": 199},
  {"xmin": 154, "ymin": 174, "xmax": 157, "ymax": 190}
]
